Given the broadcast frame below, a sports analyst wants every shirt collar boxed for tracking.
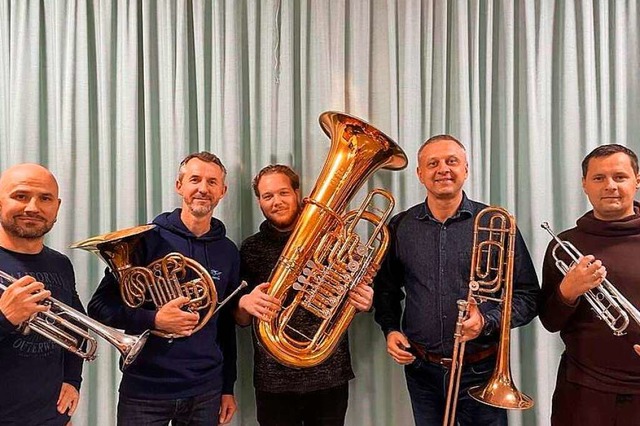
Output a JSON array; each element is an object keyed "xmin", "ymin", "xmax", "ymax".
[{"xmin": 416, "ymin": 191, "xmax": 474, "ymax": 223}]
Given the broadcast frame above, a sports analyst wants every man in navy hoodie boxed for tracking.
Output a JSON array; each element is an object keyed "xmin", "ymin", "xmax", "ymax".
[
  {"xmin": 0, "ymin": 163, "xmax": 85, "ymax": 426},
  {"xmin": 88, "ymin": 152, "xmax": 241, "ymax": 425}
]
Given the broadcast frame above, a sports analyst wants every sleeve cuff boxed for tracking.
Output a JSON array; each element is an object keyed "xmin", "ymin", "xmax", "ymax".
[
  {"xmin": 0, "ymin": 310, "xmax": 18, "ymax": 334},
  {"xmin": 63, "ymin": 379, "xmax": 82, "ymax": 391},
  {"xmin": 482, "ymin": 316, "xmax": 498, "ymax": 336},
  {"xmin": 555, "ymin": 288, "xmax": 580, "ymax": 308},
  {"xmin": 478, "ymin": 303, "xmax": 500, "ymax": 337},
  {"xmin": 382, "ymin": 326, "xmax": 401, "ymax": 338},
  {"xmin": 222, "ymin": 381, "xmax": 235, "ymax": 395}
]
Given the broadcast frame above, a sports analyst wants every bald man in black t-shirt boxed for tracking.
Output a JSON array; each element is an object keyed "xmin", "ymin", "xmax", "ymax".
[{"xmin": 0, "ymin": 164, "xmax": 84, "ymax": 426}]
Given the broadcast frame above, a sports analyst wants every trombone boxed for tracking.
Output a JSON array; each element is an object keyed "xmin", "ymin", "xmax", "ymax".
[
  {"xmin": 541, "ymin": 222, "xmax": 640, "ymax": 335},
  {"xmin": 0, "ymin": 270, "xmax": 149, "ymax": 370},
  {"xmin": 443, "ymin": 207, "xmax": 533, "ymax": 426}
]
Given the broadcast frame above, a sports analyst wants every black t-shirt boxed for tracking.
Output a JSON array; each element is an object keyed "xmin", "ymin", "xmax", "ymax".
[{"xmin": 0, "ymin": 246, "xmax": 84, "ymax": 426}]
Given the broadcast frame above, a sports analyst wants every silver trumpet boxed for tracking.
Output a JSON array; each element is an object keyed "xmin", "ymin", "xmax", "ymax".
[
  {"xmin": 0, "ymin": 270, "xmax": 149, "ymax": 370},
  {"xmin": 541, "ymin": 222, "xmax": 640, "ymax": 336}
]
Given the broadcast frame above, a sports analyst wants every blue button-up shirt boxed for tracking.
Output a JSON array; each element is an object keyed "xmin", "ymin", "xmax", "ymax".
[{"xmin": 373, "ymin": 192, "xmax": 540, "ymax": 356}]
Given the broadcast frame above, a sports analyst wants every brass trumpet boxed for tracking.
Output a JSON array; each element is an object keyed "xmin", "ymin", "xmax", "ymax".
[
  {"xmin": 541, "ymin": 222, "xmax": 640, "ymax": 335},
  {"xmin": 0, "ymin": 270, "xmax": 149, "ymax": 370},
  {"xmin": 443, "ymin": 207, "xmax": 533, "ymax": 426}
]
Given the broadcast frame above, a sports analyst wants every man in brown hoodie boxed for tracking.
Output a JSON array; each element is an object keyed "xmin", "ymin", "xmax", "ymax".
[{"xmin": 540, "ymin": 144, "xmax": 640, "ymax": 426}]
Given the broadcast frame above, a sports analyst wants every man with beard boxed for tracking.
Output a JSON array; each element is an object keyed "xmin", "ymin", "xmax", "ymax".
[
  {"xmin": 0, "ymin": 163, "xmax": 85, "ymax": 425},
  {"xmin": 540, "ymin": 144, "xmax": 640, "ymax": 425},
  {"xmin": 88, "ymin": 152, "xmax": 241, "ymax": 425},
  {"xmin": 373, "ymin": 135, "xmax": 539, "ymax": 425},
  {"xmin": 235, "ymin": 164, "xmax": 373, "ymax": 426}
]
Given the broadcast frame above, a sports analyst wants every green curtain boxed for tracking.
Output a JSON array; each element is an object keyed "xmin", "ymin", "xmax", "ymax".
[{"xmin": 1, "ymin": 1, "xmax": 639, "ymax": 425}]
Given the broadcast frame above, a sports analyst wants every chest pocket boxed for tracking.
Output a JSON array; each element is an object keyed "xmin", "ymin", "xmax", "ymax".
[{"xmin": 456, "ymin": 250, "xmax": 473, "ymax": 299}]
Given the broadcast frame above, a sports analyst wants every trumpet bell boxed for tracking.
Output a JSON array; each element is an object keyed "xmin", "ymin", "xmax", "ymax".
[
  {"xmin": 468, "ymin": 371, "xmax": 534, "ymax": 410},
  {"xmin": 120, "ymin": 329, "xmax": 150, "ymax": 369}
]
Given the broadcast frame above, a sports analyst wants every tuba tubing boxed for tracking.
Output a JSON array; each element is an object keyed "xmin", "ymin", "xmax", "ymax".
[{"xmin": 255, "ymin": 111, "xmax": 407, "ymax": 368}]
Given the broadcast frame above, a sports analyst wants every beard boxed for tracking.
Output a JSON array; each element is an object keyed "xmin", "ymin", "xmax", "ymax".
[
  {"xmin": 188, "ymin": 203, "xmax": 213, "ymax": 218},
  {"xmin": 0, "ymin": 215, "xmax": 55, "ymax": 239},
  {"xmin": 185, "ymin": 196, "xmax": 216, "ymax": 218},
  {"xmin": 264, "ymin": 203, "xmax": 301, "ymax": 231}
]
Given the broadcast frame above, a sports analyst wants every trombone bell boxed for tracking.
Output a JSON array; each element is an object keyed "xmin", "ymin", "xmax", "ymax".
[{"xmin": 469, "ymin": 372, "xmax": 534, "ymax": 409}]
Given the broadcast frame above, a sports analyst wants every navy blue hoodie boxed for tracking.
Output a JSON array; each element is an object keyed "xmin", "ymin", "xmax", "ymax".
[{"xmin": 88, "ymin": 208, "xmax": 240, "ymax": 399}]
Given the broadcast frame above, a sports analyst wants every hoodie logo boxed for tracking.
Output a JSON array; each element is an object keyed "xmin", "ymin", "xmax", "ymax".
[{"xmin": 210, "ymin": 269, "xmax": 223, "ymax": 281}]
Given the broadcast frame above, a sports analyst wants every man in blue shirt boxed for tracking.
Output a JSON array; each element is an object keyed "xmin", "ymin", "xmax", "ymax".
[{"xmin": 373, "ymin": 135, "xmax": 539, "ymax": 425}]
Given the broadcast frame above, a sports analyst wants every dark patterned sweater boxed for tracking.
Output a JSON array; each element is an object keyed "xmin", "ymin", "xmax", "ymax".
[{"xmin": 240, "ymin": 220, "xmax": 355, "ymax": 393}]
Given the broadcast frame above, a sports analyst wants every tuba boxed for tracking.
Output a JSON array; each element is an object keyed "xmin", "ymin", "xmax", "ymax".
[
  {"xmin": 0, "ymin": 270, "xmax": 149, "ymax": 370},
  {"xmin": 541, "ymin": 222, "xmax": 640, "ymax": 335},
  {"xmin": 255, "ymin": 111, "xmax": 408, "ymax": 368},
  {"xmin": 443, "ymin": 207, "xmax": 533, "ymax": 426},
  {"xmin": 71, "ymin": 225, "xmax": 217, "ymax": 339}
]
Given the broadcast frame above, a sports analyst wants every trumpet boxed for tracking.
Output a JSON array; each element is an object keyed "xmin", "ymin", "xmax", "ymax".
[
  {"xmin": 0, "ymin": 270, "xmax": 149, "ymax": 370},
  {"xmin": 541, "ymin": 222, "xmax": 640, "ymax": 335}
]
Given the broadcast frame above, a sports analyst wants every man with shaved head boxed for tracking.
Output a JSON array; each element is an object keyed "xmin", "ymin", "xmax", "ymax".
[{"xmin": 0, "ymin": 163, "xmax": 85, "ymax": 425}]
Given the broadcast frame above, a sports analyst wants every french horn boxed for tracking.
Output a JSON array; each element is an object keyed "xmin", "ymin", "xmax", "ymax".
[{"xmin": 71, "ymin": 225, "xmax": 216, "ymax": 339}]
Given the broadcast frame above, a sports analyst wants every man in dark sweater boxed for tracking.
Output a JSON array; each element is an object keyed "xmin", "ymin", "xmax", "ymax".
[
  {"xmin": 88, "ymin": 152, "xmax": 241, "ymax": 425},
  {"xmin": 540, "ymin": 144, "xmax": 640, "ymax": 425},
  {"xmin": 235, "ymin": 164, "xmax": 373, "ymax": 426},
  {"xmin": 0, "ymin": 163, "xmax": 84, "ymax": 426}
]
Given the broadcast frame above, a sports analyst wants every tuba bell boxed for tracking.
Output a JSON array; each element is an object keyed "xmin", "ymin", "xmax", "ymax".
[
  {"xmin": 71, "ymin": 225, "xmax": 217, "ymax": 339},
  {"xmin": 255, "ymin": 111, "xmax": 408, "ymax": 368},
  {"xmin": 443, "ymin": 207, "xmax": 533, "ymax": 426}
]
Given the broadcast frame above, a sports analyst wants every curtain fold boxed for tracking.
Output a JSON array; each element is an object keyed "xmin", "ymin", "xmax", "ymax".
[{"xmin": 1, "ymin": 1, "xmax": 639, "ymax": 425}]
